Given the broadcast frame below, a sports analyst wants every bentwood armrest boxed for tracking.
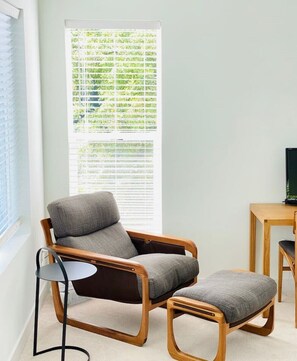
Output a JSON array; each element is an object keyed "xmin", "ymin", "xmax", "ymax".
[
  {"xmin": 126, "ymin": 229, "xmax": 197, "ymax": 258},
  {"xmin": 51, "ymin": 244, "xmax": 148, "ymax": 277},
  {"xmin": 41, "ymin": 218, "xmax": 197, "ymax": 258}
]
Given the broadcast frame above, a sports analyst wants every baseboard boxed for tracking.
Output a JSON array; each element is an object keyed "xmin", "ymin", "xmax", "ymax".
[{"xmin": 8, "ymin": 282, "xmax": 50, "ymax": 361}]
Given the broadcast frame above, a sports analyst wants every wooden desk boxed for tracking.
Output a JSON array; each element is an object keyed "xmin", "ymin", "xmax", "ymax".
[{"xmin": 249, "ymin": 203, "xmax": 297, "ymax": 277}]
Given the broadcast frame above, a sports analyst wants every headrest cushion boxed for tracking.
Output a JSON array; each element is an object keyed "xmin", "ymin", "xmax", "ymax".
[{"xmin": 47, "ymin": 191, "xmax": 120, "ymax": 238}]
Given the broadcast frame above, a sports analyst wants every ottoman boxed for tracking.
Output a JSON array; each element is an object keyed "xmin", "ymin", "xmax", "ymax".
[{"xmin": 167, "ymin": 270, "xmax": 277, "ymax": 361}]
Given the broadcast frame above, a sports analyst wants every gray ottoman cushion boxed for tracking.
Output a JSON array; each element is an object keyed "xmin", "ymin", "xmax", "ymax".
[
  {"xmin": 173, "ymin": 270, "xmax": 277, "ymax": 324},
  {"xmin": 130, "ymin": 253, "xmax": 199, "ymax": 299}
]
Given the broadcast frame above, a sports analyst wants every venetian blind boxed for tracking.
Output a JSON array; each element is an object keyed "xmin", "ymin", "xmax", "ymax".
[
  {"xmin": 0, "ymin": 1, "xmax": 21, "ymax": 244},
  {"xmin": 65, "ymin": 21, "xmax": 162, "ymax": 232}
]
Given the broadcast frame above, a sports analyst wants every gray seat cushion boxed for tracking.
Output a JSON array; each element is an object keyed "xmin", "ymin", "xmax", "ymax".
[
  {"xmin": 173, "ymin": 270, "xmax": 277, "ymax": 324},
  {"xmin": 130, "ymin": 253, "xmax": 199, "ymax": 299}
]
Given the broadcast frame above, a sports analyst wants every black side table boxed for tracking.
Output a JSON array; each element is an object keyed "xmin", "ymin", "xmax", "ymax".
[{"xmin": 33, "ymin": 247, "xmax": 97, "ymax": 361}]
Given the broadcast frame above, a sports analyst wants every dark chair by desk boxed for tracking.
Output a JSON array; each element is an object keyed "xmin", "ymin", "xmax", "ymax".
[
  {"xmin": 278, "ymin": 211, "xmax": 297, "ymax": 328},
  {"xmin": 41, "ymin": 191, "xmax": 199, "ymax": 346}
]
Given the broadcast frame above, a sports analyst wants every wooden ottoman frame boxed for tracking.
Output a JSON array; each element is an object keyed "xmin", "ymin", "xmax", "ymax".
[{"xmin": 167, "ymin": 295, "xmax": 275, "ymax": 361}]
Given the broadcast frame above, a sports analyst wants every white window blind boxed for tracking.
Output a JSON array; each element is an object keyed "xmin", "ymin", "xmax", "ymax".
[
  {"xmin": 0, "ymin": 3, "xmax": 24, "ymax": 244},
  {"xmin": 66, "ymin": 21, "xmax": 162, "ymax": 232}
]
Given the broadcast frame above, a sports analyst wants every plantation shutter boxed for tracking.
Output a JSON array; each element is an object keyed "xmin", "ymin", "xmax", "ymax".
[
  {"xmin": 66, "ymin": 21, "xmax": 162, "ymax": 232},
  {"xmin": 0, "ymin": 1, "xmax": 21, "ymax": 243}
]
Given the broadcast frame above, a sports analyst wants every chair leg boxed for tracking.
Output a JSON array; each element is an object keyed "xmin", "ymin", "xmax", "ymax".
[
  {"xmin": 278, "ymin": 248, "xmax": 283, "ymax": 303},
  {"xmin": 50, "ymin": 281, "xmax": 150, "ymax": 346}
]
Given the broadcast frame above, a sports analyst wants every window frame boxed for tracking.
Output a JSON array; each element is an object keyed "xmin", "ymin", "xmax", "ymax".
[{"xmin": 65, "ymin": 20, "xmax": 162, "ymax": 232}]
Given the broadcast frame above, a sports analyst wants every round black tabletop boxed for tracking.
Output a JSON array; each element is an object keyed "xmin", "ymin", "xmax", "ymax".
[{"xmin": 36, "ymin": 261, "xmax": 97, "ymax": 282}]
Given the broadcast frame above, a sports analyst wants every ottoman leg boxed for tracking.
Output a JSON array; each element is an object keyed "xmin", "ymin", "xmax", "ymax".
[
  {"xmin": 167, "ymin": 297, "xmax": 275, "ymax": 361},
  {"xmin": 240, "ymin": 299, "xmax": 275, "ymax": 336},
  {"xmin": 167, "ymin": 297, "xmax": 227, "ymax": 361},
  {"xmin": 215, "ymin": 323, "xmax": 227, "ymax": 361}
]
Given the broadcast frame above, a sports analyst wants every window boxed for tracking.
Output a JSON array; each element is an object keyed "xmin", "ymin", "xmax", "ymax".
[
  {"xmin": 0, "ymin": 1, "xmax": 26, "ymax": 245},
  {"xmin": 65, "ymin": 20, "xmax": 162, "ymax": 232}
]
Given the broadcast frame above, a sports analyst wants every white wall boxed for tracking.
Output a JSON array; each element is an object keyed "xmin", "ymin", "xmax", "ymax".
[
  {"xmin": 39, "ymin": 0, "xmax": 297, "ymax": 278},
  {"xmin": 0, "ymin": 1, "xmax": 44, "ymax": 360}
]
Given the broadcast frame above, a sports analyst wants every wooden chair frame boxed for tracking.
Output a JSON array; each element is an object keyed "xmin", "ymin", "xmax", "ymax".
[
  {"xmin": 278, "ymin": 211, "xmax": 297, "ymax": 328},
  {"xmin": 167, "ymin": 296, "xmax": 275, "ymax": 361},
  {"xmin": 41, "ymin": 218, "xmax": 198, "ymax": 346}
]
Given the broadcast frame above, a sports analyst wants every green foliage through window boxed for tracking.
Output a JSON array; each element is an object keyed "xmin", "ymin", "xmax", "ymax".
[{"xmin": 67, "ymin": 24, "xmax": 161, "ymax": 231}]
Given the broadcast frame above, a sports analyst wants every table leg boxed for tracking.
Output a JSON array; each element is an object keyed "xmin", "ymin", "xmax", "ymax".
[
  {"xmin": 61, "ymin": 281, "xmax": 69, "ymax": 361},
  {"xmin": 262, "ymin": 220, "xmax": 271, "ymax": 277},
  {"xmin": 32, "ymin": 277, "xmax": 90, "ymax": 360},
  {"xmin": 33, "ymin": 277, "xmax": 40, "ymax": 356},
  {"xmin": 249, "ymin": 211, "xmax": 256, "ymax": 272}
]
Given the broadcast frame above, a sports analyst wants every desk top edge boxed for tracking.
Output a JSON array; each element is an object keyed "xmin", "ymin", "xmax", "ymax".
[{"xmin": 250, "ymin": 203, "xmax": 297, "ymax": 223}]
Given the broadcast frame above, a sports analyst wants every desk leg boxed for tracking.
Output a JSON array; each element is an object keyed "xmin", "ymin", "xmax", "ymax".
[
  {"xmin": 262, "ymin": 220, "xmax": 271, "ymax": 277},
  {"xmin": 249, "ymin": 211, "xmax": 256, "ymax": 272},
  {"xmin": 262, "ymin": 221, "xmax": 271, "ymax": 318}
]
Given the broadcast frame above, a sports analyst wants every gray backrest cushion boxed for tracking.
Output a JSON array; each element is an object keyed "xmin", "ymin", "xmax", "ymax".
[
  {"xmin": 48, "ymin": 191, "xmax": 120, "ymax": 238},
  {"xmin": 47, "ymin": 191, "xmax": 138, "ymax": 259},
  {"xmin": 57, "ymin": 222, "xmax": 138, "ymax": 259}
]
